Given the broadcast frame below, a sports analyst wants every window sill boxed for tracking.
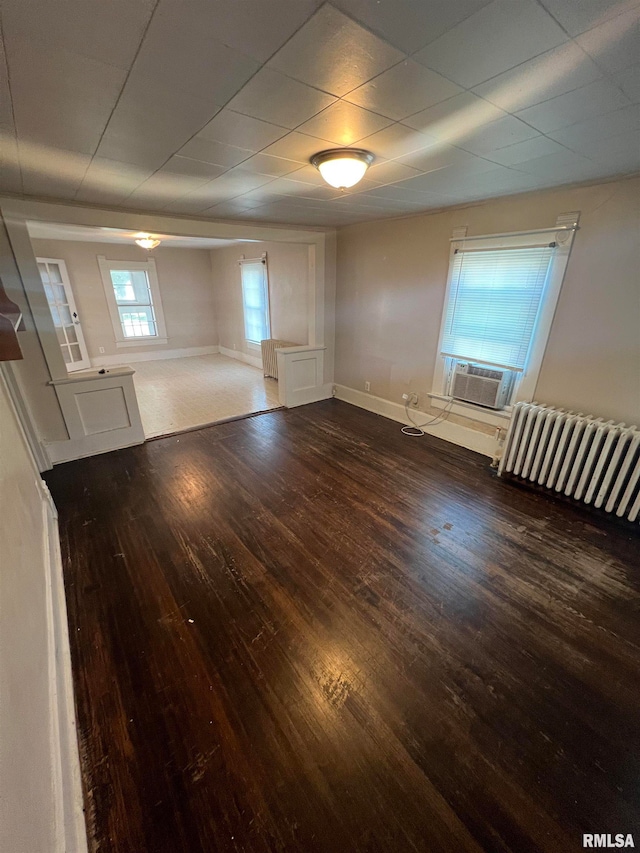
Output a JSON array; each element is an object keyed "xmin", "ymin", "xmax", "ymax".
[
  {"xmin": 428, "ymin": 393, "xmax": 512, "ymax": 428},
  {"xmin": 115, "ymin": 338, "xmax": 168, "ymax": 349}
]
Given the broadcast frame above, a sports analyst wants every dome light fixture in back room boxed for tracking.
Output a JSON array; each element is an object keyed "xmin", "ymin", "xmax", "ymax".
[
  {"xmin": 310, "ymin": 149, "xmax": 374, "ymax": 190},
  {"xmin": 134, "ymin": 233, "xmax": 161, "ymax": 250}
]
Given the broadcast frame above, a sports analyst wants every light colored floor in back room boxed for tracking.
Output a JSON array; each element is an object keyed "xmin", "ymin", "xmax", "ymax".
[{"xmin": 132, "ymin": 353, "xmax": 281, "ymax": 438}]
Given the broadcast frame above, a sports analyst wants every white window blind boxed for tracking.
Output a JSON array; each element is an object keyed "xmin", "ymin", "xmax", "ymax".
[
  {"xmin": 440, "ymin": 244, "xmax": 554, "ymax": 371},
  {"xmin": 241, "ymin": 258, "xmax": 270, "ymax": 344}
]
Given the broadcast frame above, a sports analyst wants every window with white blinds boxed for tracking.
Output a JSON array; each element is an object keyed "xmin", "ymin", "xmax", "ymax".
[
  {"xmin": 440, "ymin": 244, "xmax": 555, "ymax": 371},
  {"xmin": 241, "ymin": 258, "xmax": 270, "ymax": 344}
]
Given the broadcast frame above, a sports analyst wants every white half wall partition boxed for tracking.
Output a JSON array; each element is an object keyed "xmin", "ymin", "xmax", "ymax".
[
  {"xmin": 47, "ymin": 367, "xmax": 145, "ymax": 464},
  {"xmin": 277, "ymin": 345, "xmax": 332, "ymax": 408}
]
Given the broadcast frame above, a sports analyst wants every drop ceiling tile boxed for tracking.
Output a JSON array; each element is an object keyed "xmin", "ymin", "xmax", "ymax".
[
  {"xmin": 483, "ymin": 135, "xmax": 567, "ymax": 165},
  {"xmin": 206, "ymin": 198, "xmax": 267, "ymax": 216},
  {"xmin": 200, "ymin": 168, "xmax": 277, "ymax": 198},
  {"xmin": 97, "ymin": 94, "xmax": 221, "ymax": 170},
  {"xmin": 258, "ymin": 176, "xmax": 318, "ymax": 197},
  {"xmin": 96, "ymin": 116, "xmax": 175, "ymax": 171},
  {"xmin": 162, "ymin": 156, "xmax": 228, "ymax": 179},
  {"xmin": 153, "ymin": 0, "xmax": 322, "ymax": 63},
  {"xmin": 403, "ymin": 92, "xmax": 507, "ymax": 142},
  {"xmin": 537, "ymin": 0, "xmax": 640, "ymax": 37},
  {"xmin": 261, "ymin": 132, "xmax": 335, "ymax": 163},
  {"xmin": 239, "ymin": 153, "xmax": 305, "ymax": 178},
  {"xmin": 0, "ymin": 0, "xmax": 154, "ymax": 70},
  {"xmin": 414, "ymin": 0, "xmax": 568, "ymax": 88},
  {"xmin": 456, "ymin": 115, "xmax": 540, "ymax": 155},
  {"xmin": 198, "ymin": 110, "xmax": 288, "ymax": 152},
  {"xmin": 575, "ymin": 7, "xmax": 640, "ymax": 74},
  {"xmin": 267, "ymin": 5, "xmax": 405, "ymax": 97},
  {"xmin": 358, "ymin": 183, "xmax": 443, "ymax": 204},
  {"xmin": 20, "ymin": 147, "xmax": 91, "ymax": 199},
  {"xmin": 393, "ymin": 159, "xmax": 500, "ymax": 193},
  {"xmin": 575, "ymin": 128, "xmax": 640, "ymax": 161},
  {"xmin": 294, "ymin": 185, "xmax": 348, "ymax": 200},
  {"xmin": 346, "ymin": 61, "xmax": 463, "ymax": 121},
  {"xmin": 425, "ymin": 165, "xmax": 539, "ymax": 198},
  {"xmin": 472, "ymin": 42, "xmax": 604, "ymax": 113},
  {"xmin": 515, "ymin": 79, "xmax": 632, "ymax": 133},
  {"xmin": 356, "ymin": 123, "xmax": 438, "ymax": 161},
  {"xmin": 7, "ymin": 41, "xmax": 126, "ymax": 155},
  {"xmin": 130, "ymin": 4, "xmax": 261, "ymax": 107},
  {"xmin": 126, "ymin": 171, "xmax": 213, "ymax": 206},
  {"xmin": 331, "ymin": 0, "xmax": 492, "ymax": 53},
  {"xmin": 593, "ymin": 148, "xmax": 640, "ymax": 173},
  {"xmin": 295, "ymin": 101, "xmax": 393, "ymax": 145},
  {"xmin": 613, "ymin": 64, "xmax": 640, "ymax": 101},
  {"xmin": 75, "ymin": 157, "xmax": 153, "ymax": 203},
  {"xmin": 177, "ymin": 138, "xmax": 254, "ymax": 168},
  {"xmin": 548, "ymin": 104, "xmax": 640, "ymax": 147},
  {"xmin": 395, "ymin": 141, "xmax": 487, "ymax": 172},
  {"xmin": 230, "ymin": 187, "xmax": 286, "ymax": 207},
  {"xmin": 163, "ymin": 171, "xmax": 275, "ymax": 213},
  {"xmin": 366, "ymin": 160, "xmax": 422, "ymax": 185},
  {"xmin": 226, "ymin": 68, "xmax": 336, "ymax": 129},
  {"xmin": 332, "ymin": 192, "xmax": 421, "ymax": 211},
  {"xmin": 162, "ymin": 196, "xmax": 219, "ymax": 215},
  {"xmin": 510, "ymin": 150, "xmax": 599, "ymax": 179}
]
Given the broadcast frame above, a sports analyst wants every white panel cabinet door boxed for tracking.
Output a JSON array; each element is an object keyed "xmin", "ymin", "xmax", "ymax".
[{"xmin": 37, "ymin": 258, "xmax": 91, "ymax": 371}]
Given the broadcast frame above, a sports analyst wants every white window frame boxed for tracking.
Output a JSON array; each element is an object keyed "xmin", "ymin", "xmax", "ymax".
[
  {"xmin": 239, "ymin": 253, "xmax": 271, "ymax": 351},
  {"xmin": 97, "ymin": 255, "xmax": 168, "ymax": 347},
  {"xmin": 429, "ymin": 213, "xmax": 579, "ymax": 426}
]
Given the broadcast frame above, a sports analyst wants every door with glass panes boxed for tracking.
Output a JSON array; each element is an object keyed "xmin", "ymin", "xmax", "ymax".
[{"xmin": 37, "ymin": 257, "xmax": 91, "ymax": 371}]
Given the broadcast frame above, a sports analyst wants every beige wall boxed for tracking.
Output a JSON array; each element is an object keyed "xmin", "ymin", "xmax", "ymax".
[
  {"xmin": 336, "ymin": 175, "xmax": 640, "ymax": 427},
  {"xmin": 29, "ymin": 239, "xmax": 217, "ymax": 359},
  {"xmin": 210, "ymin": 241, "xmax": 309, "ymax": 357},
  {"xmin": 0, "ymin": 371, "xmax": 58, "ymax": 852}
]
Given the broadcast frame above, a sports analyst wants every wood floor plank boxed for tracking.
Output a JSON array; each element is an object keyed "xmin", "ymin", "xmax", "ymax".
[{"xmin": 45, "ymin": 400, "xmax": 640, "ymax": 853}]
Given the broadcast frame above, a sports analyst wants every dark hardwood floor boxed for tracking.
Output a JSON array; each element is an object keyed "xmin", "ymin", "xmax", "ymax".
[{"xmin": 45, "ymin": 400, "xmax": 640, "ymax": 853}]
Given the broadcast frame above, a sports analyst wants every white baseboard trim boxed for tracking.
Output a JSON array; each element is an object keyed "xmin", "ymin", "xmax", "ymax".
[
  {"xmin": 41, "ymin": 482, "xmax": 88, "ymax": 853},
  {"xmin": 334, "ymin": 384, "xmax": 497, "ymax": 458},
  {"xmin": 91, "ymin": 344, "xmax": 219, "ymax": 367},
  {"xmin": 219, "ymin": 345, "xmax": 263, "ymax": 370}
]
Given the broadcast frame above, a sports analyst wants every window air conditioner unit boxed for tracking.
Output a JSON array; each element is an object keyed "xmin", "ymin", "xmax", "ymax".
[{"xmin": 451, "ymin": 363, "xmax": 514, "ymax": 410}]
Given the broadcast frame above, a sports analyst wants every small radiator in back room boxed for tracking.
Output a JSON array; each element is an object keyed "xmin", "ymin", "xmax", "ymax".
[
  {"xmin": 498, "ymin": 402, "xmax": 640, "ymax": 522},
  {"xmin": 260, "ymin": 339, "xmax": 299, "ymax": 379}
]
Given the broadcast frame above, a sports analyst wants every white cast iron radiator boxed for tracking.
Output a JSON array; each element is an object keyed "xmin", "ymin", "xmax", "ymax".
[
  {"xmin": 498, "ymin": 402, "xmax": 640, "ymax": 522},
  {"xmin": 260, "ymin": 339, "xmax": 299, "ymax": 380}
]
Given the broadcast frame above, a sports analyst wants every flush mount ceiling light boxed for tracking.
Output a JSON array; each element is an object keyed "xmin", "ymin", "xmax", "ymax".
[
  {"xmin": 134, "ymin": 233, "xmax": 161, "ymax": 250},
  {"xmin": 310, "ymin": 148, "xmax": 374, "ymax": 190}
]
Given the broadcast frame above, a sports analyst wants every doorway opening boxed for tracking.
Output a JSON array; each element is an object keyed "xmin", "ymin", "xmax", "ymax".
[{"xmin": 27, "ymin": 221, "xmax": 311, "ymax": 438}]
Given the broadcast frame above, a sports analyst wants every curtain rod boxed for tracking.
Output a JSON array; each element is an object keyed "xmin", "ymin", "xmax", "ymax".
[
  {"xmin": 449, "ymin": 225, "xmax": 578, "ymax": 242},
  {"xmin": 454, "ymin": 242, "xmax": 556, "ymax": 253}
]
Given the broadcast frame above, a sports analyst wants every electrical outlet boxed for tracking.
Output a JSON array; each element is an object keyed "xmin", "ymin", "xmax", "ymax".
[
  {"xmin": 364, "ymin": 381, "xmax": 371, "ymax": 392},
  {"xmin": 99, "ymin": 347, "xmax": 105, "ymax": 354},
  {"xmin": 410, "ymin": 393, "xmax": 419, "ymax": 407}
]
